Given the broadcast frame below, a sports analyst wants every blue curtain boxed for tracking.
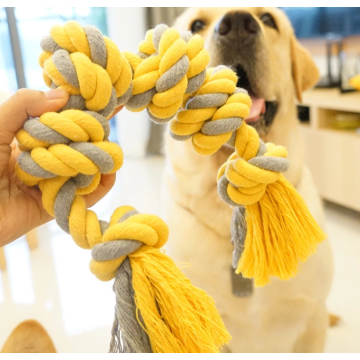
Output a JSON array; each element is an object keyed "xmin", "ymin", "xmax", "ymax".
[{"xmin": 281, "ymin": 7, "xmax": 360, "ymax": 39}]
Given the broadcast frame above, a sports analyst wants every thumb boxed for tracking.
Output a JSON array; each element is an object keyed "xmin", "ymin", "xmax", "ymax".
[
  {"xmin": 0, "ymin": 88, "xmax": 68, "ymax": 172},
  {"xmin": 0, "ymin": 88, "xmax": 69, "ymax": 146}
]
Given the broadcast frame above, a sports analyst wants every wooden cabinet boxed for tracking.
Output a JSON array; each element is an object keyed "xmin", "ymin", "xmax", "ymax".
[{"xmin": 300, "ymin": 89, "xmax": 360, "ymax": 212}]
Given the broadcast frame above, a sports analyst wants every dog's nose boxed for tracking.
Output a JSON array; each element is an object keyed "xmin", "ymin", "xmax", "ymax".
[{"xmin": 216, "ymin": 11, "xmax": 259, "ymax": 38}]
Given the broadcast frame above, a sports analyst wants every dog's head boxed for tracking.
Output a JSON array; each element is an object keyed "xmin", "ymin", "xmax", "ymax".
[{"xmin": 174, "ymin": 7, "xmax": 319, "ymax": 135}]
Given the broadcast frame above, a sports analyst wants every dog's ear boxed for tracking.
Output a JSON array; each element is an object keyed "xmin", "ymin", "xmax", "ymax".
[
  {"xmin": 1, "ymin": 320, "xmax": 56, "ymax": 353},
  {"xmin": 291, "ymin": 36, "xmax": 319, "ymax": 102}
]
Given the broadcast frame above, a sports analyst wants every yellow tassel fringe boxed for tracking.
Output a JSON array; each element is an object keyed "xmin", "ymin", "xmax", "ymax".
[
  {"xmin": 237, "ymin": 175, "xmax": 326, "ymax": 286},
  {"xmin": 130, "ymin": 247, "xmax": 231, "ymax": 353}
]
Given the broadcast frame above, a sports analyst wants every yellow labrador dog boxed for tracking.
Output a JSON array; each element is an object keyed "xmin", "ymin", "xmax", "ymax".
[{"xmin": 163, "ymin": 7, "xmax": 334, "ymax": 352}]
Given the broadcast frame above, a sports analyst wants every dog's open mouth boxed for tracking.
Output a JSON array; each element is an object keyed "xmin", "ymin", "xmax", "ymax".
[{"xmin": 235, "ymin": 65, "xmax": 278, "ymax": 134}]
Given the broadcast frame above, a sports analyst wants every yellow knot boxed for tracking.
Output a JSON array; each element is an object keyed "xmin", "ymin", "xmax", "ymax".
[
  {"xmin": 38, "ymin": 20, "xmax": 132, "ymax": 110},
  {"xmin": 217, "ymin": 122, "xmax": 288, "ymax": 206},
  {"xmin": 90, "ymin": 206, "xmax": 169, "ymax": 281}
]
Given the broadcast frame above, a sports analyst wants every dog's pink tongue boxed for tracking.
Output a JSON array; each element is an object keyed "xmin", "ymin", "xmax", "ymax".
[{"xmin": 245, "ymin": 96, "xmax": 266, "ymax": 123}]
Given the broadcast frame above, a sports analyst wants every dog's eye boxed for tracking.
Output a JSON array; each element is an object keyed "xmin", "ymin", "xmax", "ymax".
[
  {"xmin": 260, "ymin": 13, "xmax": 277, "ymax": 30},
  {"xmin": 190, "ymin": 19, "xmax": 206, "ymax": 33}
]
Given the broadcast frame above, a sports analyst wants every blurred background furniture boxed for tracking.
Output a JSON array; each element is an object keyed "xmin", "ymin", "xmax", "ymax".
[{"xmin": 299, "ymin": 88, "xmax": 360, "ymax": 212}]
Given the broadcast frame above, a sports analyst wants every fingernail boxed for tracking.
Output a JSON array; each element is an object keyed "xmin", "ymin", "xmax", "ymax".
[{"xmin": 45, "ymin": 88, "xmax": 68, "ymax": 99}]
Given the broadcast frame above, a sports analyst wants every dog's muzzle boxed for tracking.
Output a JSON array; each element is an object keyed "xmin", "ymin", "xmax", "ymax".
[{"xmin": 215, "ymin": 11, "xmax": 259, "ymax": 45}]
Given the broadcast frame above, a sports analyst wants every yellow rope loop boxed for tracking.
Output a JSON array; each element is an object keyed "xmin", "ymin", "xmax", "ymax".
[
  {"xmin": 138, "ymin": 29, "xmax": 156, "ymax": 58},
  {"xmin": 15, "ymin": 110, "xmax": 109, "ymax": 150},
  {"xmin": 233, "ymin": 120, "xmax": 261, "ymax": 160},
  {"xmin": 185, "ymin": 33, "xmax": 210, "ymax": 93},
  {"xmin": 90, "ymin": 207, "xmax": 169, "ymax": 281},
  {"xmin": 103, "ymin": 38, "xmax": 133, "ymax": 101},
  {"xmin": 15, "ymin": 141, "xmax": 123, "ymax": 187},
  {"xmin": 50, "ymin": 21, "xmax": 91, "ymax": 54}
]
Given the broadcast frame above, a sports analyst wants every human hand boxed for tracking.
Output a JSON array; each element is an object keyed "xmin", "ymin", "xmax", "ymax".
[{"xmin": 0, "ymin": 89, "xmax": 116, "ymax": 246}]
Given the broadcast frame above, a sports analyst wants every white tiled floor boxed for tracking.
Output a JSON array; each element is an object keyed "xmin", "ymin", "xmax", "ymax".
[{"xmin": 0, "ymin": 156, "xmax": 359, "ymax": 353}]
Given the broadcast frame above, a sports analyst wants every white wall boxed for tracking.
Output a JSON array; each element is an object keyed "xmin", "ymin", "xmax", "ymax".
[{"xmin": 106, "ymin": 7, "xmax": 150, "ymax": 158}]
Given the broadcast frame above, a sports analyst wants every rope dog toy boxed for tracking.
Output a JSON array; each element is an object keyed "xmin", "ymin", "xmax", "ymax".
[{"xmin": 14, "ymin": 21, "xmax": 326, "ymax": 351}]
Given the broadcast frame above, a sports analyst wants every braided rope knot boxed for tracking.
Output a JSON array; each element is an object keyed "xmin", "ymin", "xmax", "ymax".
[
  {"xmin": 16, "ymin": 110, "xmax": 110, "ymax": 150},
  {"xmin": 126, "ymin": 24, "xmax": 209, "ymax": 123},
  {"xmin": 216, "ymin": 120, "xmax": 289, "ymax": 207},
  {"xmin": 170, "ymin": 66, "xmax": 251, "ymax": 155},
  {"xmin": 39, "ymin": 20, "xmax": 132, "ymax": 117},
  {"xmin": 218, "ymin": 144, "xmax": 289, "ymax": 206},
  {"xmin": 126, "ymin": 25, "xmax": 189, "ymax": 120},
  {"xmin": 15, "ymin": 139, "xmax": 122, "ymax": 187},
  {"xmin": 90, "ymin": 206, "xmax": 169, "ymax": 281}
]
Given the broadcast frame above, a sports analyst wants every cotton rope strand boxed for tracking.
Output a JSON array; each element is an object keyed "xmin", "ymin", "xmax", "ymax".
[{"xmin": 14, "ymin": 21, "xmax": 230, "ymax": 353}]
